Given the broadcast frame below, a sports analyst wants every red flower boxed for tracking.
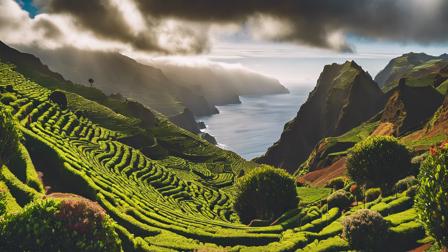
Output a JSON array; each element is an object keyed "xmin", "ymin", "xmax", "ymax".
[
  {"xmin": 350, "ymin": 184, "xmax": 358, "ymax": 194},
  {"xmin": 429, "ymin": 146, "xmax": 438, "ymax": 157}
]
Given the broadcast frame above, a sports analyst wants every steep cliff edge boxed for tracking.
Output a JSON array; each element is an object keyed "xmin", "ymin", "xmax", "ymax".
[{"xmin": 255, "ymin": 61, "xmax": 384, "ymax": 173}]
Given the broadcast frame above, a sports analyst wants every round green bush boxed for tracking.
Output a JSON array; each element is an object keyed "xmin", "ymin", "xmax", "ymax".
[
  {"xmin": 0, "ymin": 105, "xmax": 22, "ymax": 167},
  {"xmin": 325, "ymin": 176, "xmax": 348, "ymax": 190},
  {"xmin": 365, "ymin": 188, "xmax": 381, "ymax": 202},
  {"xmin": 327, "ymin": 189, "xmax": 353, "ymax": 209},
  {"xmin": 0, "ymin": 196, "xmax": 121, "ymax": 251},
  {"xmin": 394, "ymin": 176, "xmax": 417, "ymax": 193},
  {"xmin": 347, "ymin": 136, "xmax": 412, "ymax": 189},
  {"xmin": 342, "ymin": 209, "xmax": 390, "ymax": 251},
  {"xmin": 415, "ymin": 144, "xmax": 448, "ymax": 248},
  {"xmin": 233, "ymin": 165, "xmax": 298, "ymax": 224}
]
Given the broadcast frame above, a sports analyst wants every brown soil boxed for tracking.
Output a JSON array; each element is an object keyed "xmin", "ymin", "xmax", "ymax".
[{"xmin": 297, "ymin": 158, "xmax": 347, "ymax": 187}]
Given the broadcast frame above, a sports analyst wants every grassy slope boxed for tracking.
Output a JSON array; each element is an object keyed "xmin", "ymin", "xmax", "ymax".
[
  {"xmin": 0, "ymin": 60, "xmax": 431, "ymax": 251},
  {"xmin": 379, "ymin": 54, "xmax": 448, "ymax": 93}
]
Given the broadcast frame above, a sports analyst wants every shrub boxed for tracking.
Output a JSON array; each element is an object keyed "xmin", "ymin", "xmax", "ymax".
[
  {"xmin": 327, "ymin": 190, "xmax": 353, "ymax": 209},
  {"xmin": 394, "ymin": 176, "xmax": 417, "ymax": 193},
  {"xmin": 233, "ymin": 165, "xmax": 298, "ymax": 224},
  {"xmin": 325, "ymin": 177, "xmax": 348, "ymax": 190},
  {"xmin": 49, "ymin": 90, "xmax": 68, "ymax": 109},
  {"xmin": 365, "ymin": 188, "xmax": 381, "ymax": 202},
  {"xmin": 342, "ymin": 209, "xmax": 390, "ymax": 251},
  {"xmin": 0, "ymin": 105, "xmax": 22, "ymax": 167},
  {"xmin": 347, "ymin": 136, "xmax": 412, "ymax": 190},
  {"xmin": 415, "ymin": 143, "xmax": 448, "ymax": 248},
  {"xmin": 0, "ymin": 196, "xmax": 121, "ymax": 251}
]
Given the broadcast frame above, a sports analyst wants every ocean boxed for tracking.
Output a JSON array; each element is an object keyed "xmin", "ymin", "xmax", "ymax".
[{"xmin": 198, "ymin": 86, "xmax": 312, "ymax": 160}]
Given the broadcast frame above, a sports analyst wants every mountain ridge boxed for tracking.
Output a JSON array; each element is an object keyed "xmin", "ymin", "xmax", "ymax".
[{"xmin": 255, "ymin": 61, "xmax": 385, "ymax": 173}]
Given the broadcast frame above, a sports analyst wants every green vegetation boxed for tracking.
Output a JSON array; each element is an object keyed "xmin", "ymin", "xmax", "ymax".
[
  {"xmin": 0, "ymin": 58, "xmax": 440, "ymax": 251},
  {"xmin": 342, "ymin": 209, "xmax": 389, "ymax": 251},
  {"xmin": 326, "ymin": 190, "xmax": 353, "ymax": 210},
  {"xmin": 365, "ymin": 188, "xmax": 382, "ymax": 202},
  {"xmin": 234, "ymin": 166, "xmax": 298, "ymax": 224},
  {"xmin": 0, "ymin": 103, "xmax": 22, "ymax": 167},
  {"xmin": 325, "ymin": 176, "xmax": 349, "ymax": 190},
  {"xmin": 415, "ymin": 143, "xmax": 448, "ymax": 248},
  {"xmin": 347, "ymin": 136, "xmax": 412, "ymax": 190},
  {"xmin": 0, "ymin": 197, "xmax": 121, "ymax": 251},
  {"xmin": 297, "ymin": 187, "xmax": 332, "ymax": 205}
]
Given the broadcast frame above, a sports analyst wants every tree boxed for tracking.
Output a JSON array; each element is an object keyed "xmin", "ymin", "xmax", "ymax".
[
  {"xmin": 0, "ymin": 105, "xmax": 22, "ymax": 167},
  {"xmin": 88, "ymin": 78, "xmax": 94, "ymax": 88},
  {"xmin": 415, "ymin": 142, "xmax": 448, "ymax": 249},
  {"xmin": 347, "ymin": 136, "xmax": 411, "ymax": 190},
  {"xmin": 233, "ymin": 165, "xmax": 298, "ymax": 224}
]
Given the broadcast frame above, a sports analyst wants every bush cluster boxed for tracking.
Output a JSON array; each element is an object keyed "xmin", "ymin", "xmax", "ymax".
[
  {"xmin": 234, "ymin": 165, "xmax": 298, "ymax": 224},
  {"xmin": 342, "ymin": 209, "xmax": 390, "ymax": 251},
  {"xmin": 394, "ymin": 176, "xmax": 417, "ymax": 193},
  {"xmin": 365, "ymin": 188, "xmax": 381, "ymax": 202},
  {"xmin": 347, "ymin": 136, "xmax": 411, "ymax": 189},
  {"xmin": 0, "ymin": 196, "xmax": 121, "ymax": 251},
  {"xmin": 325, "ymin": 177, "xmax": 348, "ymax": 190},
  {"xmin": 327, "ymin": 189, "xmax": 353, "ymax": 209},
  {"xmin": 415, "ymin": 142, "xmax": 448, "ymax": 248}
]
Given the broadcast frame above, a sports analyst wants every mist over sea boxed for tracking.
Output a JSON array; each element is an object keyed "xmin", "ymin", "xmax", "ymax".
[{"xmin": 198, "ymin": 86, "xmax": 312, "ymax": 160}]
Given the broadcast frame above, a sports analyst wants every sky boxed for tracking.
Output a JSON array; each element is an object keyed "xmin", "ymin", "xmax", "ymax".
[{"xmin": 2, "ymin": 0, "xmax": 448, "ymax": 86}]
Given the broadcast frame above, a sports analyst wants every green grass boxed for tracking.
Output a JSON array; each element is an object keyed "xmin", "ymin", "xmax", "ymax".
[{"xmin": 297, "ymin": 187, "xmax": 332, "ymax": 205}]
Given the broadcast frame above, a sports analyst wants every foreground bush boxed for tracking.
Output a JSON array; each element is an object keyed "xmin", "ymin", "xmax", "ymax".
[
  {"xmin": 347, "ymin": 136, "xmax": 411, "ymax": 190},
  {"xmin": 342, "ymin": 209, "xmax": 390, "ymax": 251},
  {"xmin": 234, "ymin": 165, "xmax": 298, "ymax": 224},
  {"xmin": 0, "ymin": 195, "xmax": 121, "ymax": 251},
  {"xmin": 327, "ymin": 189, "xmax": 353, "ymax": 209},
  {"xmin": 0, "ymin": 105, "xmax": 22, "ymax": 167},
  {"xmin": 415, "ymin": 143, "xmax": 448, "ymax": 248}
]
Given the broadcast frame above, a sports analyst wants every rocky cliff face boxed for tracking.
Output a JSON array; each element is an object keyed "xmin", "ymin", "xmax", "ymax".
[
  {"xmin": 379, "ymin": 80, "xmax": 444, "ymax": 136},
  {"xmin": 255, "ymin": 61, "xmax": 384, "ymax": 173}
]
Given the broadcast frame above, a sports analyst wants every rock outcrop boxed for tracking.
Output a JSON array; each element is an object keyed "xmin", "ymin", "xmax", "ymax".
[
  {"xmin": 255, "ymin": 61, "xmax": 385, "ymax": 173},
  {"xmin": 379, "ymin": 80, "xmax": 444, "ymax": 136}
]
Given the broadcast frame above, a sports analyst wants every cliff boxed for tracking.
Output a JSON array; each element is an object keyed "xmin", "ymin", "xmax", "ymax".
[{"xmin": 255, "ymin": 61, "xmax": 384, "ymax": 173}]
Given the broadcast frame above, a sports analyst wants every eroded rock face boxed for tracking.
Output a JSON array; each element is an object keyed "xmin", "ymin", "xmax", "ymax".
[
  {"xmin": 255, "ymin": 61, "xmax": 385, "ymax": 173},
  {"xmin": 379, "ymin": 81, "xmax": 443, "ymax": 136}
]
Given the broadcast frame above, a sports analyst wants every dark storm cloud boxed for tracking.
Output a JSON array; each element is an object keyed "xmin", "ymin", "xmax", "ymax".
[
  {"xmin": 36, "ymin": 0, "xmax": 165, "ymax": 52},
  {"xmin": 135, "ymin": 0, "xmax": 448, "ymax": 51},
  {"xmin": 35, "ymin": 0, "xmax": 448, "ymax": 53}
]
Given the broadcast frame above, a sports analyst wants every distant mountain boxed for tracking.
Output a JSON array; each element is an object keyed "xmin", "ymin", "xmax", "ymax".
[
  {"xmin": 153, "ymin": 62, "xmax": 289, "ymax": 106},
  {"xmin": 255, "ymin": 61, "xmax": 385, "ymax": 173},
  {"xmin": 14, "ymin": 45, "xmax": 288, "ymax": 117},
  {"xmin": 375, "ymin": 52, "xmax": 448, "ymax": 92},
  {"xmin": 14, "ymin": 46, "xmax": 216, "ymax": 117}
]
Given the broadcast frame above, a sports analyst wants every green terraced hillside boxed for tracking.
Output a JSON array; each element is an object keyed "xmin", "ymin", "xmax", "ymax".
[{"xmin": 0, "ymin": 61, "xmax": 435, "ymax": 251}]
